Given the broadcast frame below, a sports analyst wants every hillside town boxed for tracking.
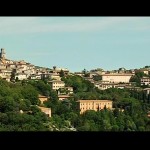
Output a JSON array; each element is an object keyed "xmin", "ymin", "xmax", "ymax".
[
  {"xmin": 1, "ymin": 48, "xmax": 150, "ymax": 97},
  {"xmin": 0, "ymin": 48, "xmax": 150, "ymax": 131},
  {"xmin": 1, "ymin": 48, "xmax": 150, "ymax": 89}
]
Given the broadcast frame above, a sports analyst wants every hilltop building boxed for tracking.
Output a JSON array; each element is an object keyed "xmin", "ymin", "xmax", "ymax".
[
  {"xmin": 0, "ymin": 48, "xmax": 38, "ymax": 81},
  {"xmin": 102, "ymin": 73, "xmax": 134, "ymax": 83},
  {"xmin": 0, "ymin": 48, "xmax": 6, "ymax": 61}
]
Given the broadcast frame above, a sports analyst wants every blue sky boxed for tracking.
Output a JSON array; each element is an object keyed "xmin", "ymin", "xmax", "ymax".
[{"xmin": 0, "ymin": 17, "xmax": 150, "ymax": 72}]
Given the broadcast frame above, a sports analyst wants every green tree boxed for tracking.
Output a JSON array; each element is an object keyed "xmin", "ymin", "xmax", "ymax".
[
  {"xmin": 21, "ymin": 84, "xmax": 39, "ymax": 105},
  {"xmin": 130, "ymin": 72, "xmax": 147, "ymax": 86},
  {"xmin": 60, "ymin": 69, "xmax": 65, "ymax": 77},
  {"xmin": 93, "ymin": 75, "xmax": 102, "ymax": 81}
]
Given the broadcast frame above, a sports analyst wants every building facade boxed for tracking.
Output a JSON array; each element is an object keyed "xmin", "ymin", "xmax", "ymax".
[
  {"xmin": 77, "ymin": 100, "xmax": 113, "ymax": 114},
  {"xmin": 49, "ymin": 80, "xmax": 65, "ymax": 90},
  {"xmin": 38, "ymin": 106, "xmax": 51, "ymax": 117},
  {"xmin": 141, "ymin": 77, "xmax": 150, "ymax": 86},
  {"xmin": 102, "ymin": 74, "xmax": 134, "ymax": 83}
]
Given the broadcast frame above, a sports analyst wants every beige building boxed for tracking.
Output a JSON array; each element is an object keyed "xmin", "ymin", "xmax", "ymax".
[
  {"xmin": 58, "ymin": 95, "xmax": 70, "ymax": 101},
  {"xmin": 38, "ymin": 94, "xmax": 48, "ymax": 104},
  {"xmin": 102, "ymin": 74, "xmax": 134, "ymax": 83},
  {"xmin": 49, "ymin": 80, "xmax": 65, "ymax": 90},
  {"xmin": 38, "ymin": 106, "xmax": 51, "ymax": 117},
  {"xmin": 77, "ymin": 100, "xmax": 113, "ymax": 114},
  {"xmin": 0, "ymin": 69, "xmax": 12, "ymax": 81}
]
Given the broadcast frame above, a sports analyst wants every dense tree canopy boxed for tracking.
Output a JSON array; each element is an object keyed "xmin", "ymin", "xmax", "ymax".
[
  {"xmin": 0, "ymin": 79, "xmax": 50, "ymax": 131},
  {"xmin": 130, "ymin": 72, "xmax": 148, "ymax": 86},
  {"xmin": 0, "ymin": 75, "xmax": 150, "ymax": 131},
  {"xmin": 62, "ymin": 75, "xmax": 95, "ymax": 93}
]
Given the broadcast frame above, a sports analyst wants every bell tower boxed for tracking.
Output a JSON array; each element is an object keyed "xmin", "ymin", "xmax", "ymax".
[
  {"xmin": 0, "ymin": 48, "xmax": 6, "ymax": 64},
  {"xmin": 0, "ymin": 48, "xmax": 6, "ymax": 59}
]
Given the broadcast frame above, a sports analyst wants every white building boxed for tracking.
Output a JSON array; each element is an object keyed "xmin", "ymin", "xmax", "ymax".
[
  {"xmin": 102, "ymin": 73, "xmax": 134, "ymax": 83},
  {"xmin": 141, "ymin": 77, "xmax": 150, "ymax": 86},
  {"xmin": 29, "ymin": 74, "xmax": 41, "ymax": 80},
  {"xmin": 15, "ymin": 73, "xmax": 28, "ymax": 80}
]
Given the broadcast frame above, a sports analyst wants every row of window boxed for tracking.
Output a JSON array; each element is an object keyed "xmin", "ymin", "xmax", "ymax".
[
  {"xmin": 141, "ymin": 83, "xmax": 150, "ymax": 85},
  {"xmin": 81, "ymin": 103, "xmax": 111, "ymax": 105},
  {"xmin": 101, "ymin": 85, "xmax": 112, "ymax": 88},
  {"xmin": 81, "ymin": 106, "xmax": 111, "ymax": 110},
  {"xmin": 53, "ymin": 82, "xmax": 65, "ymax": 84},
  {"xmin": 81, "ymin": 107, "xmax": 94, "ymax": 110},
  {"xmin": 53, "ymin": 86, "xmax": 64, "ymax": 88},
  {"xmin": 81, "ymin": 107, "xmax": 106, "ymax": 110}
]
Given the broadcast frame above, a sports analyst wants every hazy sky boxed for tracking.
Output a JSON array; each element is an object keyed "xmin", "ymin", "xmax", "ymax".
[{"xmin": 0, "ymin": 17, "xmax": 150, "ymax": 72}]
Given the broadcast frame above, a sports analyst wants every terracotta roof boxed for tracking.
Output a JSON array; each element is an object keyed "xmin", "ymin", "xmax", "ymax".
[
  {"xmin": 58, "ymin": 95, "xmax": 70, "ymax": 98},
  {"xmin": 38, "ymin": 106, "xmax": 51, "ymax": 111},
  {"xmin": 38, "ymin": 94, "xmax": 47, "ymax": 98}
]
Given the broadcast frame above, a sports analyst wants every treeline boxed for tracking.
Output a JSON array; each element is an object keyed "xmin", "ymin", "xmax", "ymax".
[
  {"xmin": 0, "ymin": 79, "xmax": 49, "ymax": 131},
  {"xmin": 0, "ymin": 75, "xmax": 150, "ymax": 131}
]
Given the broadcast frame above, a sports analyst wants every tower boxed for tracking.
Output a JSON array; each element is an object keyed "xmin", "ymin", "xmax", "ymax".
[
  {"xmin": 0, "ymin": 48, "xmax": 6, "ymax": 64},
  {"xmin": 0, "ymin": 48, "xmax": 6, "ymax": 59}
]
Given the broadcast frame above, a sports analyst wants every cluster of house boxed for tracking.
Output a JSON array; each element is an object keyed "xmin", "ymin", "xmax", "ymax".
[
  {"xmin": 1, "ymin": 48, "xmax": 150, "ymax": 90},
  {"xmin": 0, "ymin": 48, "xmax": 73, "ymax": 117},
  {"xmin": 0, "ymin": 48, "xmax": 70, "ymax": 82},
  {"xmin": 1, "ymin": 48, "xmax": 150, "ymax": 117},
  {"xmin": 75, "ymin": 67, "xmax": 150, "ymax": 91}
]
